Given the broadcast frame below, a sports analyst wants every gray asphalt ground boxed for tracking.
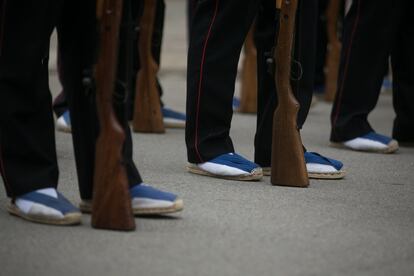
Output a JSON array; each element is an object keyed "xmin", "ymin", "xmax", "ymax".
[{"xmin": 1, "ymin": 1, "xmax": 413, "ymax": 275}]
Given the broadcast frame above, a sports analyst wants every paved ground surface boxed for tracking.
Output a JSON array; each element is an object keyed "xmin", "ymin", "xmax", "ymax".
[{"xmin": 1, "ymin": 1, "xmax": 414, "ymax": 275}]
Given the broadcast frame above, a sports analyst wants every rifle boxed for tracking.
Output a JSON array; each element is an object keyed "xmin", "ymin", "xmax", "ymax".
[
  {"xmin": 132, "ymin": 0, "xmax": 165, "ymax": 133},
  {"xmin": 271, "ymin": 0, "xmax": 309, "ymax": 187},
  {"xmin": 92, "ymin": 0, "xmax": 135, "ymax": 231},
  {"xmin": 239, "ymin": 23, "xmax": 258, "ymax": 114},
  {"xmin": 324, "ymin": 0, "xmax": 341, "ymax": 102}
]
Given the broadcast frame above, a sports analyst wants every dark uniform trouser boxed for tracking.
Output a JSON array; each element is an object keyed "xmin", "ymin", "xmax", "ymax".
[
  {"xmin": 53, "ymin": 0, "xmax": 166, "ymax": 121},
  {"xmin": 186, "ymin": 0, "xmax": 317, "ymax": 166},
  {"xmin": 0, "ymin": 0, "xmax": 142, "ymax": 198},
  {"xmin": 330, "ymin": 0, "xmax": 414, "ymax": 142}
]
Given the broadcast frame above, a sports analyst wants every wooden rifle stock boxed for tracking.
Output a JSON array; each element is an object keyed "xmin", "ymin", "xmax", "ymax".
[
  {"xmin": 324, "ymin": 0, "xmax": 341, "ymax": 102},
  {"xmin": 271, "ymin": 0, "xmax": 309, "ymax": 187},
  {"xmin": 92, "ymin": 0, "xmax": 135, "ymax": 231},
  {"xmin": 132, "ymin": 0, "xmax": 165, "ymax": 133},
  {"xmin": 239, "ymin": 24, "xmax": 258, "ymax": 114}
]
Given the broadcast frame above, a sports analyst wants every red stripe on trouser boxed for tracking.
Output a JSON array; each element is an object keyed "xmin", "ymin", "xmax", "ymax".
[
  {"xmin": 194, "ymin": 0, "xmax": 220, "ymax": 163},
  {"xmin": 0, "ymin": 0, "xmax": 7, "ymax": 57},
  {"xmin": 332, "ymin": 0, "xmax": 361, "ymax": 126}
]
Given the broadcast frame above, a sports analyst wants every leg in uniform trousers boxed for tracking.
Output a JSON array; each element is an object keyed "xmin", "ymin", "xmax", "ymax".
[
  {"xmin": 55, "ymin": 0, "xmax": 186, "ymax": 132},
  {"xmin": 0, "ymin": 0, "xmax": 81, "ymax": 224},
  {"xmin": 391, "ymin": 0, "xmax": 414, "ymax": 144},
  {"xmin": 57, "ymin": 0, "xmax": 183, "ymax": 215},
  {"xmin": 0, "ymin": 0, "xmax": 62, "ymax": 198},
  {"xmin": 254, "ymin": 0, "xmax": 317, "ymax": 167},
  {"xmin": 0, "ymin": 0, "xmax": 182, "ymax": 226},
  {"xmin": 186, "ymin": 0, "xmax": 264, "ymax": 180},
  {"xmin": 330, "ymin": 0, "xmax": 410, "ymax": 152},
  {"xmin": 186, "ymin": 0, "xmax": 260, "ymax": 162},
  {"xmin": 186, "ymin": 0, "xmax": 345, "ymax": 180},
  {"xmin": 255, "ymin": 0, "xmax": 344, "ymax": 178},
  {"xmin": 56, "ymin": 0, "xmax": 143, "ymax": 200}
]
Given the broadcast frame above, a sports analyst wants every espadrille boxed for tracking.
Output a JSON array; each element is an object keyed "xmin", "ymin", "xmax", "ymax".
[
  {"xmin": 331, "ymin": 132, "xmax": 398, "ymax": 153},
  {"xmin": 8, "ymin": 189, "xmax": 81, "ymax": 225},
  {"xmin": 187, "ymin": 153, "xmax": 263, "ymax": 181},
  {"xmin": 80, "ymin": 184, "xmax": 183, "ymax": 215}
]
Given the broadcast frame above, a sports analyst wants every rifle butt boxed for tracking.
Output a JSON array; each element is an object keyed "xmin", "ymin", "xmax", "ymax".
[
  {"xmin": 92, "ymin": 131, "xmax": 136, "ymax": 231},
  {"xmin": 271, "ymin": 107, "xmax": 309, "ymax": 187},
  {"xmin": 132, "ymin": 66, "xmax": 165, "ymax": 133},
  {"xmin": 132, "ymin": 0, "xmax": 165, "ymax": 133},
  {"xmin": 93, "ymin": 108, "xmax": 136, "ymax": 231}
]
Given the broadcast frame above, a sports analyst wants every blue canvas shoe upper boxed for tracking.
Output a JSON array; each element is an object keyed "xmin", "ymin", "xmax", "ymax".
[
  {"xmin": 61, "ymin": 110, "xmax": 71, "ymax": 126},
  {"xmin": 207, "ymin": 153, "xmax": 259, "ymax": 173},
  {"xmin": 304, "ymin": 152, "xmax": 343, "ymax": 171},
  {"xmin": 360, "ymin": 132, "xmax": 392, "ymax": 145},
  {"xmin": 130, "ymin": 184, "xmax": 178, "ymax": 202},
  {"xmin": 18, "ymin": 190, "xmax": 79, "ymax": 215},
  {"xmin": 162, "ymin": 107, "xmax": 186, "ymax": 121}
]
